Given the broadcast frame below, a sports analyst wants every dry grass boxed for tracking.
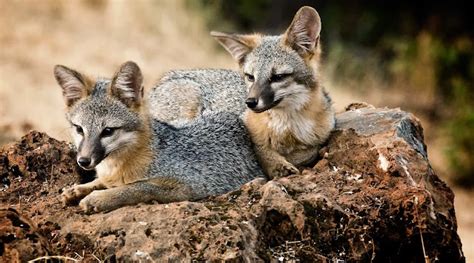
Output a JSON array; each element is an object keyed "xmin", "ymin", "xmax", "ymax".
[{"xmin": 28, "ymin": 255, "xmax": 79, "ymax": 263}]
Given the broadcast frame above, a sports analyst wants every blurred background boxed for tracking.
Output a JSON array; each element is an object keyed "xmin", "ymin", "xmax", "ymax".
[{"xmin": 0, "ymin": 0, "xmax": 472, "ymax": 259}]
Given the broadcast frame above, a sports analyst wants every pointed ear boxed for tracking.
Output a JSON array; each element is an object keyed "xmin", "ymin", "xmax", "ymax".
[
  {"xmin": 211, "ymin": 31, "xmax": 259, "ymax": 64},
  {"xmin": 54, "ymin": 65, "xmax": 91, "ymax": 107},
  {"xmin": 110, "ymin": 61, "xmax": 143, "ymax": 108},
  {"xmin": 284, "ymin": 6, "xmax": 321, "ymax": 58}
]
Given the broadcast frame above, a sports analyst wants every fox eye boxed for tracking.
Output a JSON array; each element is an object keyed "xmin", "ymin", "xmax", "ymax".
[
  {"xmin": 73, "ymin": 125, "xmax": 83, "ymax": 135},
  {"xmin": 101, "ymin": 127, "xmax": 116, "ymax": 137},
  {"xmin": 245, "ymin": 74, "xmax": 255, "ymax": 82},
  {"xmin": 270, "ymin": 73, "xmax": 291, "ymax": 82}
]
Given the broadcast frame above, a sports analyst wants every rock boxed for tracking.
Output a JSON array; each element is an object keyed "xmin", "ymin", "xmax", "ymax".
[
  {"xmin": 0, "ymin": 208, "xmax": 50, "ymax": 262},
  {"xmin": 0, "ymin": 106, "xmax": 465, "ymax": 262}
]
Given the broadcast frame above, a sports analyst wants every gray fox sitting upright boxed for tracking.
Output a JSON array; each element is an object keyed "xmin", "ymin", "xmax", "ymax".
[
  {"xmin": 149, "ymin": 6, "xmax": 335, "ymax": 179},
  {"xmin": 54, "ymin": 61, "xmax": 263, "ymax": 213}
]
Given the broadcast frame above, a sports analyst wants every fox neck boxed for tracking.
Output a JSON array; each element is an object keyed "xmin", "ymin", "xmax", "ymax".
[
  {"xmin": 95, "ymin": 116, "xmax": 153, "ymax": 188},
  {"xmin": 252, "ymin": 83, "xmax": 332, "ymax": 147},
  {"xmin": 269, "ymin": 88, "xmax": 319, "ymax": 144}
]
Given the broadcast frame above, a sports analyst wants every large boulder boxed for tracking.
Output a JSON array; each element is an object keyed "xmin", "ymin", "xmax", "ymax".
[{"xmin": 0, "ymin": 105, "xmax": 465, "ymax": 262}]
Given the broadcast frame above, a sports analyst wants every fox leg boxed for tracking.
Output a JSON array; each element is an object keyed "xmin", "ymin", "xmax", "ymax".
[
  {"xmin": 62, "ymin": 179, "xmax": 106, "ymax": 205},
  {"xmin": 286, "ymin": 146, "xmax": 321, "ymax": 167},
  {"xmin": 79, "ymin": 177, "xmax": 193, "ymax": 213},
  {"xmin": 254, "ymin": 145, "xmax": 299, "ymax": 179}
]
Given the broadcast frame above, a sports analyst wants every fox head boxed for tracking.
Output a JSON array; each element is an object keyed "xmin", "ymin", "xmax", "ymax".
[
  {"xmin": 54, "ymin": 61, "xmax": 145, "ymax": 170},
  {"xmin": 212, "ymin": 6, "xmax": 322, "ymax": 113}
]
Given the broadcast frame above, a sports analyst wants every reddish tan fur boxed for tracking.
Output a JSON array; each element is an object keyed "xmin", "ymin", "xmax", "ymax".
[{"xmin": 244, "ymin": 78, "xmax": 334, "ymax": 178}]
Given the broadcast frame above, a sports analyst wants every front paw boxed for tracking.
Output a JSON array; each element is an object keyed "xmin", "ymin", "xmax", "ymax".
[
  {"xmin": 62, "ymin": 185, "xmax": 88, "ymax": 205},
  {"xmin": 269, "ymin": 162, "xmax": 300, "ymax": 179},
  {"xmin": 79, "ymin": 191, "xmax": 111, "ymax": 213}
]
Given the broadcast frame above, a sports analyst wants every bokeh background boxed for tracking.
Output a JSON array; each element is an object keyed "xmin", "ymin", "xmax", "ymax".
[{"xmin": 0, "ymin": 0, "xmax": 472, "ymax": 259}]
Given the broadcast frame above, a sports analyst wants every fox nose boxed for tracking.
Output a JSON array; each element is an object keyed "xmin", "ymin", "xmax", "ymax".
[
  {"xmin": 246, "ymin": 98, "xmax": 258, "ymax": 109},
  {"xmin": 77, "ymin": 157, "xmax": 91, "ymax": 168}
]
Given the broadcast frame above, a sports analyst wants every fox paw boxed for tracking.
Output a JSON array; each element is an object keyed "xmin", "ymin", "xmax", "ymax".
[
  {"xmin": 62, "ymin": 185, "xmax": 90, "ymax": 205},
  {"xmin": 79, "ymin": 191, "xmax": 112, "ymax": 213},
  {"xmin": 270, "ymin": 162, "xmax": 300, "ymax": 179}
]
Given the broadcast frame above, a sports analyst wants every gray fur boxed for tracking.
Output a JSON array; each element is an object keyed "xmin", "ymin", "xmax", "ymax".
[
  {"xmin": 71, "ymin": 80, "xmax": 263, "ymax": 199},
  {"xmin": 147, "ymin": 6, "xmax": 334, "ymax": 180},
  {"xmin": 149, "ymin": 111, "xmax": 263, "ymax": 198},
  {"xmin": 244, "ymin": 36, "xmax": 318, "ymax": 90},
  {"xmin": 68, "ymin": 80, "xmax": 143, "ymax": 133},
  {"xmin": 149, "ymin": 36, "xmax": 321, "ymax": 120},
  {"xmin": 148, "ymin": 69, "xmax": 247, "ymax": 123}
]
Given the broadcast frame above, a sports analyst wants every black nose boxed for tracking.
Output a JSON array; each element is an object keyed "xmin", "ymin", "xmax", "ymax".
[
  {"xmin": 77, "ymin": 157, "xmax": 91, "ymax": 168},
  {"xmin": 246, "ymin": 98, "xmax": 258, "ymax": 109}
]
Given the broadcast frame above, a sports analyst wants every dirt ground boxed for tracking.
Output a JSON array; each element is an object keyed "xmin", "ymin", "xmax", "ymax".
[{"xmin": 0, "ymin": 0, "xmax": 472, "ymax": 261}]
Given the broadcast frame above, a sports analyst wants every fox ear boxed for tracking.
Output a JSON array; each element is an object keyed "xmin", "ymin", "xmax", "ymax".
[
  {"xmin": 110, "ymin": 61, "xmax": 143, "ymax": 108},
  {"xmin": 284, "ymin": 6, "xmax": 321, "ymax": 58},
  {"xmin": 54, "ymin": 65, "xmax": 90, "ymax": 107},
  {"xmin": 211, "ymin": 31, "xmax": 258, "ymax": 64}
]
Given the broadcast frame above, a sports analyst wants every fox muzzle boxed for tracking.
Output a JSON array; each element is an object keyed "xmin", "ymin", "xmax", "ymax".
[
  {"xmin": 246, "ymin": 83, "xmax": 279, "ymax": 112},
  {"xmin": 76, "ymin": 136, "xmax": 105, "ymax": 170}
]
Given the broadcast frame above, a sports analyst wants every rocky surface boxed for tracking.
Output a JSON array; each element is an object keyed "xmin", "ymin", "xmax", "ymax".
[{"xmin": 0, "ymin": 105, "xmax": 465, "ymax": 262}]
